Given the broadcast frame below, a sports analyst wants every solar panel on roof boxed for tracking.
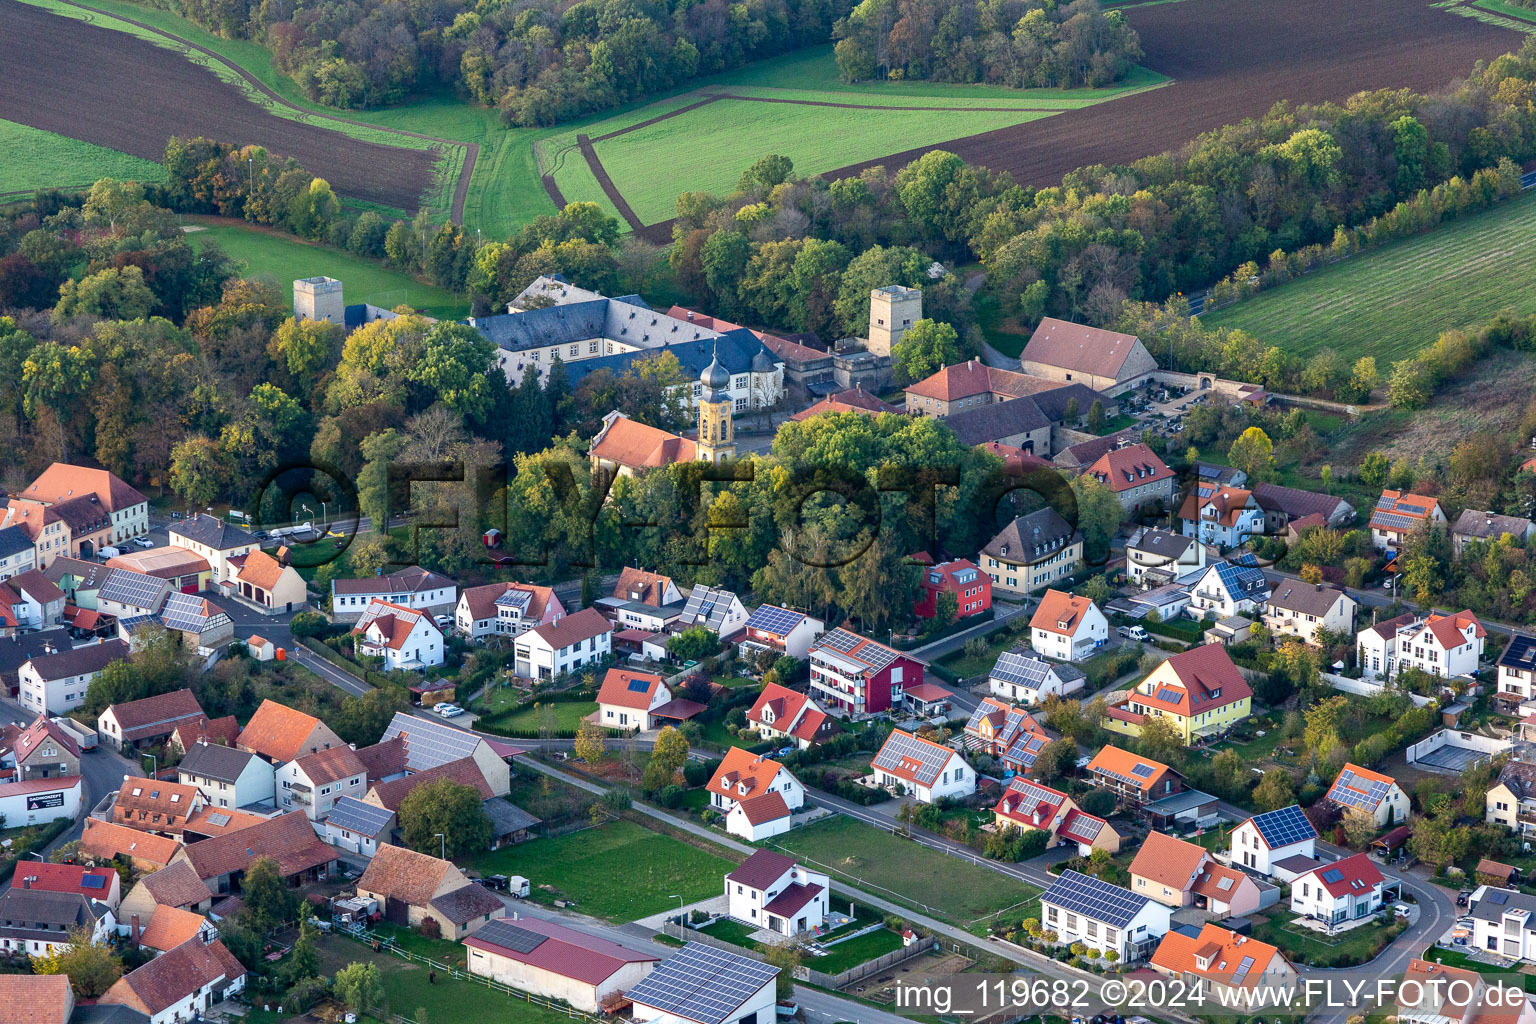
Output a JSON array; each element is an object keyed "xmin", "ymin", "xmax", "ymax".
[
  {"xmin": 483, "ymin": 922, "xmax": 547, "ymax": 954},
  {"xmin": 1489, "ymin": 891, "xmax": 1510, "ymax": 905},
  {"xmin": 1229, "ymin": 955, "xmax": 1256, "ymax": 986},
  {"xmin": 1042, "ymin": 870, "xmax": 1149, "ymax": 929},
  {"xmin": 1321, "ymin": 868, "xmax": 1344, "ymax": 884},
  {"xmin": 989, "ymin": 651, "xmax": 1051, "ymax": 689},
  {"xmin": 745, "ymin": 605, "xmax": 803, "ymax": 636},
  {"xmin": 627, "ymin": 677, "xmax": 650, "ymax": 692},
  {"xmin": 627, "ymin": 943, "xmax": 779, "ymax": 1024},
  {"xmin": 206, "ymin": 813, "xmax": 231, "ymax": 827},
  {"xmin": 99, "ymin": 570, "xmax": 168, "ymax": 611},
  {"xmin": 872, "ymin": 732, "xmax": 949, "ymax": 785},
  {"xmin": 161, "ymin": 591, "xmax": 228, "ymax": 633},
  {"xmin": 1250, "ymin": 805, "xmax": 1316, "ymax": 847},
  {"xmin": 81, "ymin": 875, "xmax": 106, "ymax": 888},
  {"xmin": 495, "ymin": 589, "xmax": 533, "ymax": 613},
  {"xmin": 327, "ymin": 796, "xmax": 396, "ymax": 836},
  {"xmin": 381, "ymin": 713, "xmax": 482, "ymax": 772},
  {"xmin": 1130, "ymin": 764, "xmax": 1155, "ymax": 778}
]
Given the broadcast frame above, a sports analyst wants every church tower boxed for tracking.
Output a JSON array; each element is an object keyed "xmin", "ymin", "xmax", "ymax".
[{"xmin": 696, "ymin": 345, "xmax": 736, "ymax": 465}]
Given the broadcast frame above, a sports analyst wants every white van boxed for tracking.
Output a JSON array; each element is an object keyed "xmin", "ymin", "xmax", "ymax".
[{"xmin": 96, "ymin": 546, "xmax": 122, "ymax": 560}]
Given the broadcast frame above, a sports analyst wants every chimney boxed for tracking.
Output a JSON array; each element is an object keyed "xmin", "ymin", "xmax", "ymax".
[
  {"xmin": 131, "ymin": 914, "xmax": 141, "ymax": 945},
  {"xmin": 22, "ymin": 876, "xmax": 32, "ymax": 889}
]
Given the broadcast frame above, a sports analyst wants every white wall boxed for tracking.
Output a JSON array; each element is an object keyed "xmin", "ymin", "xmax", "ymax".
[
  {"xmin": 0, "ymin": 778, "xmax": 80, "ymax": 825},
  {"xmin": 467, "ymin": 945, "xmax": 652, "ymax": 1013}
]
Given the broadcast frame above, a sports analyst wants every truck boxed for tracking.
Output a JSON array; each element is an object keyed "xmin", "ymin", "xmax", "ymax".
[
  {"xmin": 1117, "ymin": 625, "xmax": 1149, "ymax": 642},
  {"xmin": 50, "ymin": 717, "xmax": 98, "ymax": 751}
]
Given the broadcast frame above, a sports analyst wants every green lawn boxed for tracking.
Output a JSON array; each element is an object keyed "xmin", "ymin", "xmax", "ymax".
[
  {"xmin": 936, "ymin": 628, "xmax": 1022, "ymax": 679},
  {"xmin": 767, "ymin": 816, "xmax": 1038, "ymax": 925},
  {"xmin": 1249, "ymin": 909, "xmax": 1401, "ymax": 967},
  {"xmin": 1423, "ymin": 947, "xmax": 1536, "ymax": 992},
  {"xmin": 483, "ymin": 700, "xmax": 597, "ymax": 733},
  {"xmin": 463, "ymin": 818, "xmax": 737, "ymax": 922},
  {"xmin": 370, "ymin": 921, "xmax": 467, "ymax": 968},
  {"xmin": 1470, "ymin": 0, "xmax": 1536, "ymax": 25},
  {"xmin": 187, "ymin": 220, "xmax": 469, "ymax": 319},
  {"xmin": 701, "ymin": 918, "xmax": 761, "ymax": 947},
  {"xmin": 0, "ymin": 119, "xmax": 165, "ymax": 194},
  {"xmin": 1201, "ymin": 188, "xmax": 1536, "ymax": 363},
  {"xmin": 813, "ymin": 927, "xmax": 906, "ymax": 973}
]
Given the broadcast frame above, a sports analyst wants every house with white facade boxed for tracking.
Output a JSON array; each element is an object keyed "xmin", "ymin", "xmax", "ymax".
[
  {"xmin": 465, "ymin": 916, "xmax": 658, "ymax": 1014},
  {"xmin": 745, "ymin": 684, "xmax": 836, "ymax": 749},
  {"xmin": 1040, "ymin": 869, "xmax": 1170, "ymax": 962},
  {"xmin": 1469, "ymin": 887, "xmax": 1536, "ymax": 961},
  {"xmin": 1229, "ymin": 805, "xmax": 1317, "ymax": 876},
  {"xmin": 276, "ymin": 745, "xmax": 368, "ymax": 820},
  {"xmin": 0, "ymin": 525, "xmax": 37, "ymax": 582},
  {"xmin": 987, "ymin": 649, "xmax": 1086, "ymax": 704},
  {"xmin": 455, "ymin": 582, "xmax": 564, "ymax": 640},
  {"xmin": 331, "ymin": 566, "xmax": 457, "ymax": 622},
  {"xmin": 626, "ymin": 942, "xmax": 779, "ymax": 1024},
  {"xmin": 176, "ymin": 742, "xmax": 275, "ymax": 810},
  {"xmin": 1187, "ymin": 562, "xmax": 1272, "ymax": 619},
  {"xmin": 1289, "ymin": 853, "xmax": 1385, "ymax": 930},
  {"xmin": 676, "ymin": 585, "xmax": 749, "ymax": 637},
  {"xmin": 19, "ymin": 639, "xmax": 130, "ymax": 715},
  {"xmin": 514, "ymin": 607, "xmax": 612, "ymax": 681},
  {"xmin": 724, "ymin": 850, "xmax": 829, "ymax": 938},
  {"xmin": 0, "ymin": 888, "xmax": 113, "ymax": 956},
  {"xmin": 595, "ymin": 668, "xmax": 674, "ymax": 732},
  {"xmin": 1125, "ymin": 528, "xmax": 1206, "ymax": 589},
  {"xmin": 1369, "ymin": 491, "xmax": 1446, "ymax": 552},
  {"xmin": 1325, "ymin": 763, "xmax": 1409, "ymax": 827},
  {"xmin": 1028, "ymin": 590, "xmax": 1108, "ymax": 663},
  {"xmin": 707, "ymin": 748, "xmax": 803, "ymax": 840},
  {"xmin": 871, "ymin": 729, "xmax": 974, "ymax": 804},
  {"xmin": 322, "ymin": 796, "xmax": 397, "ymax": 857},
  {"xmin": 1498, "ymin": 634, "xmax": 1536, "ymax": 704},
  {"xmin": 738, "ymin": 605, "xmax": 825, "ymax": 662},
  {"xmin": 100, "ymin": 937, "xmax": 247, "ymax": 1024},
  {"xmin": 1263, "ymin": 581, "xmax": 1356, "ymax": 645},
  {"xmin": 1358, "ymin": 610, "xmax": 1486, "ymax": 680},
  {"xmin": 1180, "ymin": 484, "xmax": 1266, "ymax": 549},
  {"xmin": 352, "ymin": 599, "xmax": 444, "ymax": 671}
]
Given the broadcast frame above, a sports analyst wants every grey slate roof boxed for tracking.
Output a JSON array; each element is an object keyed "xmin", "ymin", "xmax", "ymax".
[
  {"xmin": 946, "ymin": 396, "xmax": 1051, "ymax": 446},
  {"xmin": 1127, "ymin": 528, "xmax": 1194, "ymax": 561},
  {"xmin": 1251, "ymin": 483, "xmax": 1353, "ymax": 523},
  {"xmin": 169, "ymin": 513, "xmax": 255, "ymax": 551},
  {"xmin": 0, "ymin": 525, "xmax": 31, "ymax": 560},
  {"xmin": 1030, "ymin": 383, "xmax": 1111, "ymax": 423},
  {"xmin": 559, "ymin": 329, "xmax": 779, "ymax": 388},
  {"xmin": 471, "ymin": 295, "xmax": 722, "ymax": 355},
  {"xmin": 0, "ymin": 889, "xmax": 105, "ymax": 942},
  {"xmin": 483, "ymin": 798, "xmax": 540, "ymax": 836},
  {"xmin": 1470, "ymin": 887, "xmax": 1536, "ymax": 923},
  {"xmin": 982, "ymin": 508, "xmax": 1079, "ymax": 565},
  {"xmin": 24, "ymin": 639, "xmax": 130, "ymax": 682},
  {"xmin": 1453, "ymin": 509, "xmax": 1536, "ymax": 542},
  {"xmin": 1267, "ymin": 581, "xmax": 1349, "ymax": 617},
  {"xmin": 178, "ymin": 742, "xmax": 264, "ymax": 785},
  {"xmin": 429, "ymin": 881, "xmax": 505, "ymax": 924},
  {"xmin": 1494, "ymin": 760, "xmax": 1536, "ymax": 802}
]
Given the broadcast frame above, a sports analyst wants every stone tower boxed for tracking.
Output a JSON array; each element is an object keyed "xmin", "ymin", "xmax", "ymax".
[
  {"xmin": 696, "ymin": 345, "xmax": 736, "ymax": 465},
  {"xmin": 293, "ymin": 276, "xmax": 344, "ymax": 325},
  {"xmin": 867, "ymin": 284, "xmax": 922, "ymax": 357}
]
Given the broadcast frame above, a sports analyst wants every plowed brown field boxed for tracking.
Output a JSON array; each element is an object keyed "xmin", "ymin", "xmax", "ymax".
[{"xmin": 0, "ymin": 0, "xmax": 433, "ymax": 211}]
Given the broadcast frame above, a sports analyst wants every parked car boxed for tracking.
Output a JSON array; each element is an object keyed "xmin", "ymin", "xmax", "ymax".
[
  {"xmin": 437, "ymin": 704, "xmax": 464, "ymax": 718},
  {"xmin": 432, "ymin": 702, "xmax": 454, "ymax": 713},
  {"xmin": 434, "ymin": 614, "xmax": 452, "ymax": 628},
  {"xmin": 133, "ymin": 536, "xmax": 154, "ymax": 548}
]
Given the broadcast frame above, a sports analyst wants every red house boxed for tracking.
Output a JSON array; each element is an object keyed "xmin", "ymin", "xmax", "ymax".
[
  {"xmin": 807, "ymin": 627, "xmax": 925, "ymax": 720},
  {"xmin": 914, "ymin": 558, "xmax": 992, "ymax": 619}
]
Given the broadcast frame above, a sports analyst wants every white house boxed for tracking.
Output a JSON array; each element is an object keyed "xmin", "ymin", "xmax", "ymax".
[
  {"xmin": 1229, "ymin": 805, "xmax": 1317, "ymax": 876},
  {"xmin": 0, "ymin": 775, "xmax": 81, "ymax": 826},
  {"xmin": 455, "ymin": 582, "xmax": 564, "ymax": 640},
  {"xmin": 9, "ymin": 571, "xmax": 65, "ymax": 630},
  {"xmin": 1187, "ymin": 562, "xmax": 1272, "ymax": 619},
  {"xmin": 707, "ymin": 748, "xmax": 803, "ymax": 840},
  {"xmin": 1289, "ymin": 854, "xmax": 1385, "ymax": 930},
  {"xmin": 744, "ymin": 684, "xmax": 835, "ymax": 749},
  {"xmin": 0, "ymin": 886, "xmax": 112, "ymax": 956},
  {"xmin": 870, "ymin": 729, "xmax": 974, "ymax": 803},
  {"xmin": 352, "ymin": 599, "xmax": 444, "ymax": 671},
  {"xmin": 738, "ymin": 604, "xmax": 825, "ymax": 662},
  {"xmin": 1028, "ymin": 590, "xmax": 1108, "ymax": 663},
  {"xmin": 724, "ymin": 850, "xmax": 829, "ymax": 938},
  {"xmin": 99, "ymin": 937, "xmax": 247, "ymax": 1024},
  {"xmin": 626, "ymin": 943, "xmax": 778, "ymax": 1024},
  {"xmin": 514, "ymin": 607, "xmax": 612, "ymax": 681},
  {"xmin": 1368, "ymin": 490, "xmax": 1446, "ymax": 551},
  {"xmin": 595, "ymin": 668, "xmax": 674, "ymax": 732},
  {"xmin": 676, "ymin": 585, "xmax": 749, "ymax": 637},
  {"xmin": 1470, "ymin": 886, "xmax": 1536, "ymax": 961},
  {"xmin": 1040, "ymin": 869, "xmax": 1171, "ymax": 962},
  {"xmin": 175, "ymin": 742, "xmax": 275, "ymax": 810},
  {"xmin": 276, "ymin": 745, "xmax": 368, "ymax": 820},
  {"xmin": 1325, "ymin": 763, "xmax": 1409, "ymax": 827},
  {"xmin": 465, "ymin": 917, "xmax": 658, "ymax": 1014},
  {"xmin": 19, "ymin": 639, "xmax": 130, "ymax": 715},
  {"xmin": 1358, "ymin": 609, "xmax": 1485, "ymax": 680},
  {"xmin": 1498, "ymin": 635, "xmax": 1536, "ymax": 703},
  {"xmin": 1125, "ymin": 527, "xmax": 1207, "ymax": 588},
  {"xmin": 322, "ymin": 796, "xmax": 397, "ymax": 857},
  {"xmin": 1263, "ymin": 581, "xmax": 1357, "ymax": 645},
  {"xmin": 987, "ymin": 649, "xmax": 1086, "ymax": 704},
  {"xmin": 331, "ymin": 566, "xmax": 457, "ymax": 621}
]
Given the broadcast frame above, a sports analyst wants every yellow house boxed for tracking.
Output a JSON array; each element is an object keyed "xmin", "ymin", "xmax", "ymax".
[{"xmin": 1105, "ymin": 643, "xmax": 1252, "ymax": 744}]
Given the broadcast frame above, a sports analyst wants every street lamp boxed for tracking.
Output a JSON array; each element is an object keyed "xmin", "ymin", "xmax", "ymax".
[
  {"xmin": 670, "ymin": 894, "xmax": 684, "ymax": 937},
  {"xmin": 435, "ymin": 833, "xmax": 446, "ymax": 859},
  {"xmin": 143, "ymin": 753, "xmax": 157, "ymax": 778}
]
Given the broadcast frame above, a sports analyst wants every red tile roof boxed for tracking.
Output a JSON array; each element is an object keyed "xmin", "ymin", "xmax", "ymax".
[
  {"xmin": 1086, "ymin": 444, "xmax": 1174, "ymax": 494},
  {"xmin": 1086, "ymin": 746, "xmax": 1176, "ymax": 794},
  {"xmin": 597, "ymin": 668, "xmax": 665, "ymax": 711},
  {"xmin": 24, "ymin": 463, "xmax": 146, "ymax": 512},
  {"xmin": 1297, "ymin": 852, "xmax": 1383, "ymax": 898},
  {"xmin": 465, "ymin": 916, "xmax": 657, "ymax": 986},
  {"xmin": 1023, "ymin": 319, "xmax": 1145, "ymax": 379},
  {"xmin": 590, "ymin": 414, "xmax": 695, "ymax": 469},
  {"xmin": 1422, "ymin": 609, "xmax": 1486, "ymax": 650},
  {"xmin": 528, "ymin": 607, "xmax": 611, "ymax": 650},
  {"xmin": 293, "ymin": 745, "xmax": 366, "ymax": 786},
  {"xmin": 0, "ymin": 975, "xmax": 73, "ymax": 1024},
  {"xmin": 102, "ymin": 938, "xmax": 245, "ymax": 1016},
  {"xmin": 105, "ymin": 688, "xmax": 206, "ymax": 742},
  {"xmin": 1129, "ymin": 832, "xmax": 1207, "ymax": 890},
  {"xmin": 11, "ymin": 862, "xmax": 116, "ymax": 900},
  {"xmin": 746, "ymin": 684, "xmax": 831, "ymax": 744},
  {"xmin": 136, "ymin": 905, "xmax": 208, "ymax": 952},
  {"xmin": 79, "ymin": 818, "xmax": 181, "ymax": 867},
  {"xmin": 707, "ymin": 747, "xmax": 789, "ymax": 803},
  {"xmin": 237, "ymin": 699, "xmax": 330, "ymax": 763},
  {"xmin": 1151, "ymin": 923, "xmax": 1283, "ymax": 989},
  {"xmin": 12, "ymin": 715, "xmax": 79, "ymax": 760},
  {"xmin": 174, "ymin": 810, "xmax": 334, "ymax": 881},
  {"xmin": 365, "ymin": 757, "xmax": 493, "ymax": 811},
  {"xmin": 459, "ymin": 582, "xmax": 556, "ymax": 624},
  {"xmin": 1134, "ymin": 644, "xmax": 1252, "ymax": 716},
  {"xmin": 357, "ymin": 843, "xmax": 456, "ymax": 907},
  {"xmin": 735, "ymin": 790, "xmax": 791, "ymax": 826},
  {"xmin": 138, "ymin": 861, "xmax": 215, "ymax": 910},
  {"xmin": 788, "ymin": 388, "xmax": 902, "ymax": 422},
  {"xmin": 234, "ymin": 549, "xmax": 289, "ymax": 591},
  {"xmin": 905, "ymin": 360, "xmax": 1062, "ymax": 402}
]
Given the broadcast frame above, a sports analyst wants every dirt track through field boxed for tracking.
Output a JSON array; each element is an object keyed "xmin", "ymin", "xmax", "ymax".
[
  {"xmin": 0, "ymin": 0, "xmax": 463, "ymax": 217},
  {"xmin": 577, "ymin": 133, "xmax": 646, "ymax": 231},
  {"xmin": 634, "ymin": 0, "xmax": 1523, "ymax": 242}
]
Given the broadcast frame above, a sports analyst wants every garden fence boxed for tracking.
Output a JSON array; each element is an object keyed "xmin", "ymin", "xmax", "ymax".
[{"xmin": 665, "ymin": 922, "xmax": 936, "ymax": 989}]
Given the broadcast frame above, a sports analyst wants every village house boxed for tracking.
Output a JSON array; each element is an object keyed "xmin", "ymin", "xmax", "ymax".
[
  {"xmin": 1040, "ymin": 869, "xmax": 1170, "ymax": 962},
  {"xmin": 1187, "ymin": 561, "xmax": 1272, "ymax": 618},
  {"xmin": 962, "ymin": 697, "xmax": 1050, "ymax": 775},
  {"xmin": 1395, "ymin": 958, "xmax": 1534, "ymax": 1024},
  {"xmin": 1498, "ymin": 634, "xmax": 1536, "ymax": 703},
  {"xmin": 2, "ymin": 716, "xmax": 80, "ymax": 780},
  {"xmin": 168, "ymin": 515, "xmax": 259, "ymax": 586},
  {"xmin": 352, "ymin": 599, "xmax": 444, "ymax": 671},
  {"xmin": 1485, "ymin": 761, "xmax": 1536, "ymax": 838},
  {"xmin": 807, "ymin": 627, "xmax": 924, "ymax": 720},
  {"xmin": 513, "ymin": 606, "xmax": 612, "ymax": 681},
  {"xmin": 1125, "ymin": 528, "xmax": 1206, "ymax": 589},
  {"xmin": 979, "ymin": 508, "xmax": 1083, "ymax": 596},
  {"xmin": 676, "ymin": 584, "xmax": 749, "ymax": 637},
  {"xmin": 0, "ymin": 888, "xmax": 113, "ymax": 956},
  {"xmin": 227, "ymin": 549, "xmax": 306, "ymax": 612},
  {"xmin": 112, "ymin": 779, "xmax": 205, "ymax": 835},
  {"xmin": 176, "ymin": 742, "xmax": 274, "ymax": 809},
  {"xmin": 903, "ymin": 359, "xmax": 1068, "ymax": 418},
  {"xmin": 1129, "ymin": 832, "xmax": 1261, "ymax": 916},
  {"xmin": 1029, "ymin": 589, "xmax": 1108, "ymax": 663},
  {"xmin": 991, "ymin": 777, "xmax": 1120, "ymax": 853},
  {"xmin": 20, "ymin": 464, "xmax": 149, "ymax": 545},
  {"xmin": 0, "ymin": 525, "xmax": 37, "ymax": 582},
  {"xmin": 1453, "ymin": 509, "xmax": 1536, "ymax": 556},
  {"xmin": 1085, "ymin": 746, "xmax": 1185, "ymax": 807},
  {"xmin": 170, "ymin": 810, "xmax": 336, "ymax": 893},
  {"xmin": 5, "ymin": 570, "xmax": 65, "ymax": 631},
  {"xmin": 1180, "ymin": 483, "xmax": 1266, "ymax": 548},
  {"xmin": 745, "ymin": 683, "xmax": 836, "ymax": 749},
  {"xmin": 1150, "ymin": 924, "xmax": 1294, "ymax": 1006},
  {"xmin": 276, "ymin": 745, "xmax": 368, "ymax": 820},
  {"xmin": 738, "ymin": 604, "xmax": 825, "ymax": 662},
  {"xmin": 595, "ymin": 668, "xmax": 674, "ymax": 732},
  {"xmin": 97, "ymin": 688, "xmax": 206, "ymax": 753},
  {"xmin": 1251, "ymin": 482, "xmax": 1355, "ymax": 532},
  {"xmin": 380, "ymin": 712, "xmax": 513, "ymax": 796},
  {"xmin": 331, "ymin": 565, "xmax": 457, "ymax": 622},
  {"xmin": 626, "ymin": 942, "xmax": 779, "ymax": 1024},
  {"xmin": 1263, "ymin": 581, "xmax": 1357, "ymax": 645},
  {"xmin": 465, "ymin": 917, "xmax": 658, "ymax": 1013},
  {"xmin": 118, "ymin": 861, "xmax": 213, "ymax": 925},
  {"xmin": 987, "ymin": 648, "xmax": 1085, "ymax": 705},
  {"xmin": 915, "ymin": 558, "xmax": 992, "ymax": 619},
  {"xmin": 1021, "ymin": 319, "xmax": 1158, "ymax": 395},
  {"xmin": 237, "ymin": 700, "xmax": 345, "ymax": 764},
  {"xmin": 1469, "ymin": 887, "xmax": 1536, "ymax": 960},
  {"xmin": 98, "ymin": 937, "xmax": 247, "ymax": 1024},
  {"xmin": 1229, "ymin": 805, "xmax": 1318, "ymax": 877},
  {"xmin": 597, "ymin": 568, "xmax": 685, "ymax": 632},
  {"xmin": 1358, "ymin": 609, "xmax": 1486, "ymax": 680},
  {"xmin": 133, "ymin": 905, "xmax": 219, "ymax": 953},
  {"xmin": 322, "ymin": 796, "xmax": 397, "ymax": 856},
  {"xmin": 724, "ymin": 850, "xmax": 830, "ymax": 938},
  {"xmin": 95, "ymin": 568, "xmax": 171, "ymax": 621},
  {"xmin": 1106, "ymin": 643, "xmax": 1252, "ymax": 744},
  {"xmin": 1326, "ymin": 762, "xmax": 1409, "ymax": 826},
  {"xmin": 79, "ymin": 818, "xmax": 181, "ymax": 872},
  {"xmin": 455, "ymin": 581, "xmax": 564, "ymax": 640},
  {"xmin": 1289, "ymin": 853, "xmax": 1385, "ymax": 929},
  {"xmin": 13, "ymin": 862, "xmax": 122, "ymax": 914},
  {"xmin": 870, "ymin": 728, "xmax": 974, "ymax": 804},
  {"xmin": 707, "ymin": 747, "xmax": 803, "ymax": 839},
  {"xmin": 144, "ymin": 592, "xmax": 234, "ymax": 652},
  {"xmin": 1084, "ymin": 443, "xmax": 1177, "ymax": 515},
  {"xmin": 1369, "ymin": 490, "xmax": 1446, "ymax": 551},
  {"xmin": 362, "ymin": 756, "xmax": 493, "ymax": 814},
  {"xmin": 357, "ymin": 843, "xmax": 506, "ymax": 940}
]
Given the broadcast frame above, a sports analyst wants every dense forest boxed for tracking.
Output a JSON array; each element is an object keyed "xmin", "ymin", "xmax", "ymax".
[
  {"xmin": 833, "ymin": 0, "xmax": 1142, "ymax": 88},
  {"xmin": 162, "ymin": 0, "xmax": 1143, "ymax": 122}
]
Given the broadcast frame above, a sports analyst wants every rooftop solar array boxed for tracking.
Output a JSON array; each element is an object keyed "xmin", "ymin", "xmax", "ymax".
[
  {"xmin": 681, "ymin": 586, "xmax": 737, "ymax": 631},
  {"xmin": 626, "ymin": 943, "xmax": 779, "ymax": 1024},
  {"xmin": 627, "ymin": 677, "xmax": 651, "ymax": 692},
  {"xmin": 495, "ymin": 589, "xmax": 533, "ymax": 614},
  {"xmin": 745, "ymin": 604, "xmax": 805, "ymax": 637},
  {"xmin": 81, "ymin": 874, "xmax": 107, "ymax": 889},
  {"xmin": 160, "ymin": 591, "xmax": 231, "ymax": 633},
  {"xmin": 475, "ymin": 919, "xmax": 548, "ymax": 954},
  {"xmin": 1042, "ymin": 869, "xmax": 1149, "ymax": 928},
  {"xmin": 326, "ymin": 796, "xmax": 396, "ymax": 837},
  {"xmin": 1058, "ymin": 810, "xmax": 1105, "ymax": 843},
  {"xmin": 98, "ymin": 569, "xmax": 168, "ymax": 612},
  {"xmin": 1328, "ymin": 768, "xmax": 1390, "ymax": 811},
  {"xmin": 1320, "ymin": 868, "xmax": 1344, "ymax": 884},
  {"xmin": 381, "ymin": 712, "xmax": 481, "ymax": 772},
  {"xmin": 1229, "ymin": 955, "xmax": 1257, "ymax": 987},
  {"xmin": 1249, "ymin": 805, "xmax": 1317, "ymax": 848},
  {"xmin": 1130, "ymin": 763, "xmax": 1155, "ymax": 778},
  {"xmin": 1489, "ymin": 891, "xmax": 1511, "ymax": 906},
  {"xmin": 989, "ymin": 650, "xmax": 1056, "ymax": 689},
  {"xmin": 813, "ymin": 628, "xmax": 897, "ymax": 673},
  {"xmin": 1213, "ymin": 562, "xmax": 1269, "ymax": 596},
  {"xmin": 205, "ymin": 813, "xmax": 232, "ymax": 827},
  {"xmin": 871, "ymin": 731, "xmax": 951, "ymax": 786}
]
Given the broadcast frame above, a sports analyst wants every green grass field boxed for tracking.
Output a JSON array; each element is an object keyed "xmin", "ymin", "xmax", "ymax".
[
  {"xmin": 186, "ymin": 219, "xmax": 469, "ymax": 319},
  {"xmin": 464, "ymin": 818, "xmax": 738, "ymax": 921},
  {"xmin": 0, "ymin": 119, "xmax": 165, "ymax": 194},
  {"xmin": 1201, "ymin": 189, "xmax": 1536, "ymax": 363},
  {"xmin": 767, "ymin": 816, "xmax": 1038, "ymax": 925},
  {"xmin": 481, "ymin": 699, "xmax": 597, "ymax": 732}
]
